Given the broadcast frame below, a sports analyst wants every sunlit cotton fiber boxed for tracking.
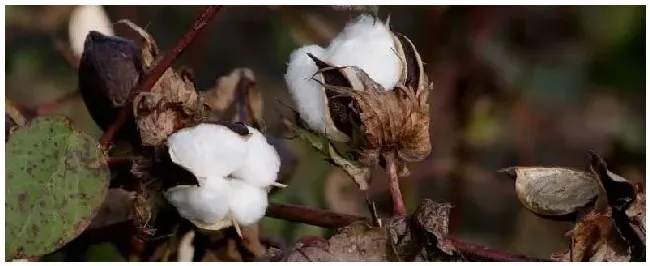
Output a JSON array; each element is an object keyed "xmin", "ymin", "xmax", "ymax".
[
  {"xmin": 231, "ymin": 126, "xmax": 281, "ymax": 188},
  {"xmin": 167, "ymin": 123, "xmax": 249, "ymax": 181}
]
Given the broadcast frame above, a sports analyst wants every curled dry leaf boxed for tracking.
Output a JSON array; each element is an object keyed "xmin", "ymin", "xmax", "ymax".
[
  {"xmin": 283, "ymin": 199, "xmax": 462, "ymax": 262},
  {"xmin": 201, "ymin": 68, "xmax": 250, "ymax": 117},
  {"xmin": 587, "ymin": 152, "xmax": 645, "ymax": 261},
  {"xmin": 387, "ymin": 199, "xmax": 459, "ymax": 261},
  {"xmin": 201, "ymin": 68, "xmax": 263, "ymax": 129},
  {"xmin": 117, "ymin": 20, "xmax": 204, "ymax": 146},
  {"xmin": 554, "ymin": 208, "xmax": 631, "ymax": 262},
  {"xmin": 501, "ymin": 167, "xmax": 602, "ymax": 217}
]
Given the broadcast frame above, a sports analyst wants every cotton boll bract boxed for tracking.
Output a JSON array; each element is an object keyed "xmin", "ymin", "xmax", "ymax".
[
  {"xmin": 165, "ymin": 176, "xmax": 232, "ymax": 225},
  {"xmin": 231, "ymin": 126, "xmax": 281, "ymax": 188},
  {"xmin": 227, "ymin": 179, "xmax": 268, "ymax": 226},
  {"xmin": 167, "ymin": 123, "xmax": 249, "ymax": 182},
  {"xmin": 326, "ymin": 14, "xmax": 400, "ymax": 90}
]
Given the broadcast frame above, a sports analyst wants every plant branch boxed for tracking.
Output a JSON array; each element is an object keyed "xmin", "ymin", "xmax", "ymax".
[
  {"xmin": 266, "ymin": 202, "xmax": 551, "ymax": 262},
  {"xmin": 99, "ymin": 5, "xmax": 223, "ymax": 148},
  {"xmin": 384, "ymin": 153, "xmax": 407, "ymax": 216}
]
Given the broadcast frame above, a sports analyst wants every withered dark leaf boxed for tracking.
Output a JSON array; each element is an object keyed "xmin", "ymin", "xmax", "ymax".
[
  {"xmin": 587, "ymin": 152, "xmax": 645, "ymax": 261},
  {"xmin": 202, "ymin": 68, "xmax": 253, "ymax": 120},
  {"xmin": 78, "ymin": 30, "xmax": 142, "ymax": 144},
  {"xmin": 284, "ymin": 222, "xmax": 387, "ymax": 262},
  {"xmin": 557, "ymin": 208, "xmax": 631, "ymax": 262},
  {"xmin": 230, "ymin": 69, "xmax": 265, "ymax": 130},
  {"xmin": 283, "ymin": 199, "xmax": 462, "ymax": 262}
]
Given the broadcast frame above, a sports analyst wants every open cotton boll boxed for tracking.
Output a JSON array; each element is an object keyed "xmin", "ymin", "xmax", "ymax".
[
  {"xmin": 68, "ymin": 5, "xmax": 115, "ymax": 60},
  {"xmin": 227, "ymin": 179, "xmax": 268, "ymax": 226},
  {"xmin": 168, "ymin": 123, "xmax": 249, "ymax": 182},
  {"xmin": 285, "ymin": 45, "xmax": 329, "ymax": 135},
  {"xmin": 165, "ymin": 176, "xmax": 231, "ymax": 225},
  {"xmin": 326, "ymin": 14, "xmax": 400, "ymax": 90},
  {"xmin": 231, "ymin": 126, "xmax": 281, "ymax": 188}
]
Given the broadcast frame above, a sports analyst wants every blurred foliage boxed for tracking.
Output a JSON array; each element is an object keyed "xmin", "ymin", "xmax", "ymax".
[{"xmin": 4, "ymin": 5, "xmax": 645, "ymax": 260}]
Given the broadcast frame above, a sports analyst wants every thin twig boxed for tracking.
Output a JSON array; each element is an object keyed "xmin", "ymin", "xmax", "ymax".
[
  {"xmin": 267, "ymin": 202, "xmax": 369, "ymax": 229},
  {"xmin": 266, "ymin": 202, "xmax": 551, "ymax": 262},
  {"xmin": 99, "ymin": 6, "xmax": 223, "ymax": 148},
  {"xmin": 384, "ymin": 153, "xmax": 407, "ymax": 216}
]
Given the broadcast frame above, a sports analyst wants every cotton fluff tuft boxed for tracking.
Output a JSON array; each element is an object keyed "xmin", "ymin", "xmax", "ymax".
[
  {"xmin": 285, "ymin": 15, "xmax": 401, "ymax": 136},
  {"xmin": 327, "ymin": 14, "xmax": 400, "ymax": 90},
  {"xmin": 227, "ymin": 179, "xmax": 269, "ymax": 226},
  {"xmin": 231, "ymin": 126, "xmax": 281, "ymax": 188},
  {"xmin": 165, "ymin": 176, "xmax": 231, "ymax": 225},
  {"xmin": 68, "ymin": 5, "xmax": 115, "ymax": 60},
  {"xmin": 167, "ymin": 124, "xmax": 249, "ymax": 181},
  {"xmin": 285, "ymin": 45, "xmax": 329, "ymax": 135}
]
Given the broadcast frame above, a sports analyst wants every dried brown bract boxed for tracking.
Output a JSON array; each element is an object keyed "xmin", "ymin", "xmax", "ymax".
[
  {"xmin": 117, "ymin": 20, "xmax": 204, "ymax": 146},
  {"xmin": 310, "ymin": 32, "xmax": 432, "ymax": 169}
]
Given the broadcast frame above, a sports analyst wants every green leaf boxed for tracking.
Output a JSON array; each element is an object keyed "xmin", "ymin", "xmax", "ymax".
[{"xmin": 5, "ymin": 116, "xmax": 110, "ymax": 259}]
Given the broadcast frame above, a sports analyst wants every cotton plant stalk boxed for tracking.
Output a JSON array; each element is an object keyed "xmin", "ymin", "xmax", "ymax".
[{"xmin": 285, "ymin": 14, "xmax": 432, "ymax": 216}]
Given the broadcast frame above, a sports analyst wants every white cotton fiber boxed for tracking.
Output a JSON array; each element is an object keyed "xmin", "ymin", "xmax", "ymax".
[
  {"xmin": 165, "ymin": 176, "xmax": 231, "ymax": 225},
  {"xmin": 326, "ymin": 14, "xmax": 400, "ymax": 90},
  {"xmin": 227, "ymin": 179, "xmax": 268, "ymax": 226},
  {"xmin": 68, "ymin": 5, "xmax": 115, "ymax": 60},
  {"xmin": 285, "ymin": 45, "xmax": 329, "ymax": 135},
  {"xmin": 231, "ymin": 126, "xmax": 281, "ymax": 188},
  {"xmin": 167, "ymin": 123, "xmax": 249, "ymax": 181}
]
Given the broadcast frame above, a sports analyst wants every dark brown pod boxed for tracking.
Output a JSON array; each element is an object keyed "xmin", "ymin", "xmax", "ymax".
[{"xmin": 78, "ymin": 30, "xmax": 142, "ymax": 144}]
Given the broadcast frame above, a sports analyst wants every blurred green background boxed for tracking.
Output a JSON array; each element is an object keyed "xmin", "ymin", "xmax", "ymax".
[{"xmin": 4, "ymin": 5, "xmax": 646, "ymax": 260}]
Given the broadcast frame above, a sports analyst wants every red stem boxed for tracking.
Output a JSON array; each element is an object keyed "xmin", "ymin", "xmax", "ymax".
[
  {"xmin": 99, "ymin": 6, "xmax": 223, "ymax": 148},
  {"xmin": 384, "ymin": 153, "xmax": 407, "ymax": 216},
  {"xmin": 266, "ymin": 202, "xmax": 551, "ymax": 262}
]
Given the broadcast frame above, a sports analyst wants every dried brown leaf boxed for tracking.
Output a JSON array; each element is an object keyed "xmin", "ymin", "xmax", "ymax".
[
  {"xmin": 556, "ymin": 208, "xmax": 631, "ymax": 262},
  {"xmin": 284, "ymin": 222, "xmax": 387, "ymax": 262},
  {"xmin": 229, "ymin": 68, "xmax": 264, "ymax": 130},
  {"xmin": 201, "ymin": 68, "xmax": 249, "ymax": 116},
  {"xmin": 284, "ymin": 199, "xmax": 462, "ymax": 262},
  {"xmin": 118, "ymin": 20, "xmax": 203, "ymax": 146}
]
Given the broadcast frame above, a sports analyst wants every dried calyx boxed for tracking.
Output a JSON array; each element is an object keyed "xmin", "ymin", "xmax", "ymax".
[
  {"xmin": 285, "ymin": 14, "xmax": 432, "ymax": 176},
  {"xmin": 164, "ymin": 122, "xmax": 284, "ymax": 235}
]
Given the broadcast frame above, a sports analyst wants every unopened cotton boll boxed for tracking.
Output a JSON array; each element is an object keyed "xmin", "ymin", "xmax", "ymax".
[
  {"xmin": 167, "ymin": 123, "xmax": 249, "ymax": 181},
  {"xmin": 227, "ymin": 179, "xmax": 268, "ymax": 226},
  {"xmin": 326, "ymin": 14, "xmax": 400, "ymax": 90},
  {"xmin": 285, "ymin": 45, "xmax": 329, "ymax": 135},
  {"xmin": 231, "ymin": 126, "xmax": 281, "ymax": 188},
  {"xmin": 165, "ymin": 176, "xmax": 231, "ymax": 225}
]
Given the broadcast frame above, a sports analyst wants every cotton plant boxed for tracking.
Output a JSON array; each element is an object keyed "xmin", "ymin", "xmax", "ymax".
[
  {"xmin": 284, "ymin": 14, "xmax": 432, "ymax": 216},
  {"xmin": 164, "ymin": 122, "xmax": 283, "ymax": 235}
]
